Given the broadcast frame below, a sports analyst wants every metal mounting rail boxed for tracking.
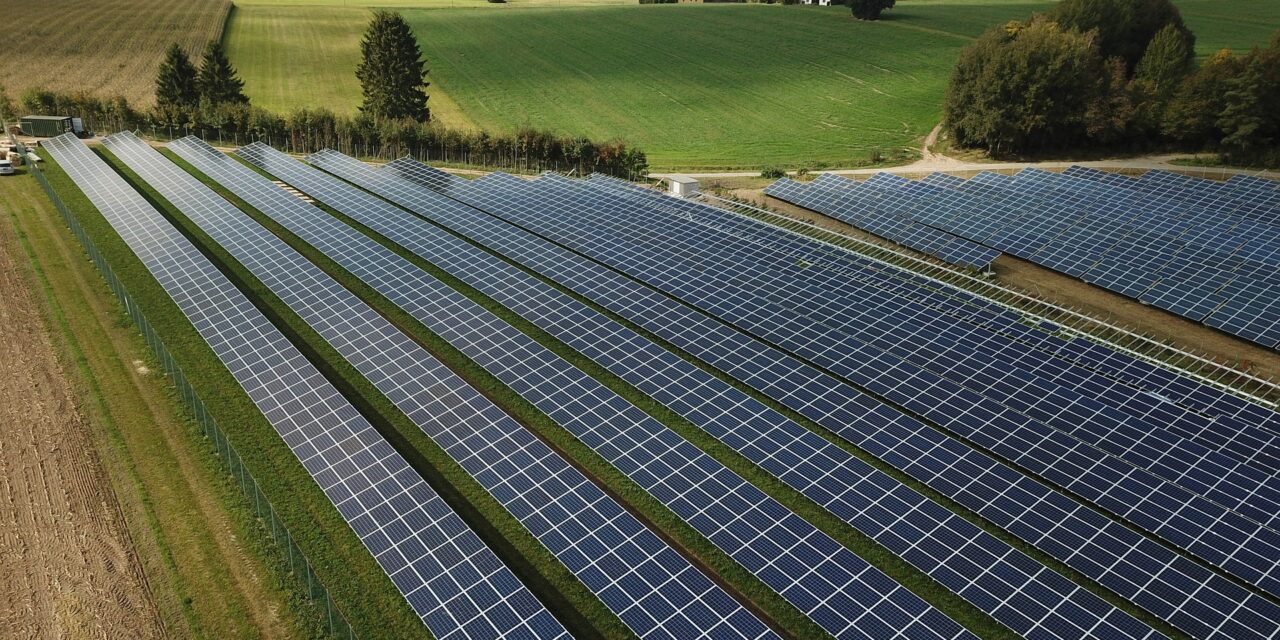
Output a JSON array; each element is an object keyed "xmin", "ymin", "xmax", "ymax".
[{"xmin": 697, "ymin": 191, "xmax": 1280, "ymax": 411}]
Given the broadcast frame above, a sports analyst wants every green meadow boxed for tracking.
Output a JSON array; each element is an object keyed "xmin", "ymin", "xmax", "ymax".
[{"xmin": 226, "ymin": 0, "xmax": 1280, "ymax": 169}]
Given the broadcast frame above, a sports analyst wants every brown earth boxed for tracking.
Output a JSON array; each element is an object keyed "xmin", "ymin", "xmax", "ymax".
[
  {"xmin": 0, "ymin": 207, "xmax": 166, "ymax": 639},
  {"xmin": 1, "ymin": 170, "xmax": 300, "ymax": 639}
]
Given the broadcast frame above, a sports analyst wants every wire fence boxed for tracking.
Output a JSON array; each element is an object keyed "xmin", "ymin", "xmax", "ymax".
[{"xmin": 12, "ymin": 133, "xmax": 357, "ymax": 640}]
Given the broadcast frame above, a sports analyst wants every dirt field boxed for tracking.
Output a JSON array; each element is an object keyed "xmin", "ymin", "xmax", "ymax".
[
  {"xmin": 749, "ymin": 191, "xmax": 1280, "ymax": 384},
  {"xmin": 0, "ymin": 207, "xmax": 165, "ymax": 639},
  {"xmin": 1, "ymin": 169, "xmax": 304, "ymax": 640},
  {"xmin": 0, "ymin": 0, "xmax": 230, "ymax": 106}
]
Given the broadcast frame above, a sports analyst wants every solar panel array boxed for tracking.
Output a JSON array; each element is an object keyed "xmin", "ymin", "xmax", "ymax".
[
  {"xmin": 456, "ymin": 173, "xmax": 1280, "ymax": 597},
  {"xmin": 44, "ymin": 133, "xmax": 569, "ymax": 640},
  {"xmin": 219, "ymin": 140, "xmax": 977, "ymax": 640},
  {"xmin": 108, "ymin": 132, "xmax": 778, "ymax": 640},
  {"xmin": 762, "ymin": 176, "xmax": 1000, "ymax": 270},
  {"xmin": 300, "ymin": 148, "xmax": 1162, "ymax": 640},
  {"xmin": 378, "ymin": 157, "xmax": 1280, "ymax": 639},
  {"xmin": 73, "ymin": 127, "xmax": 1280, "ymax": 639},
  {"xmin": 763, "ymin": 169, "xmax": 1280, "ymax": 347}
]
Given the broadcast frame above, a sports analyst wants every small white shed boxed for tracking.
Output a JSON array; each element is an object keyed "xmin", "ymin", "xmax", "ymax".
[{"xmin": 667, "ymin": 175, "xmax": 699, "ymax": 198}]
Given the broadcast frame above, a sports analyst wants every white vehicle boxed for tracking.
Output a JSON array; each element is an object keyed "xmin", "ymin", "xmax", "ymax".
[{"xmin": 0, "ymin": 158, "xmax": 14, "ymax": 176}]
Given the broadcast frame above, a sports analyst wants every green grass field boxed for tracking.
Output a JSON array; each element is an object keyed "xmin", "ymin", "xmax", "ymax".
[{"xmin": 223, "ymin": 0, "xmax": 1276, "ymax": 169}]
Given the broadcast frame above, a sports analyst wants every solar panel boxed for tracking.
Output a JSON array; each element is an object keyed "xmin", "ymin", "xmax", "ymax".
[
  {"xmin": 544, "ymin": 170, "xmax": 1277, "ymax": 449},
  {"xmin": 215, "ymin": 140, "xmax": 979, "ymax": 640},
  {"xmin": 384, "ymin": 157, "xmax": 1280, "ymax": 640},
  {"xmin": 425, "ymin": 170, "xmax": 1280, "ymax": 599},
  {"xmin": 304, "ymin": 148, "xmax": 1160, "ymax": 640},
  {"xmin": 108, "ymin": 133, "xmax": 778, "ymax": 640},
  {"xmin": 768, "ymin": 167, "xmax": 1280, "ymax": 348},
  {"xmin": 606, "ymin": 184, "xmax": 1280, "ymax": 480},
  {"xmin": 507, "ymin": 174, "xmax": 1280, "ymax": 530},
  {"xmin": 762, "ymin": 179, "xmax": 1000, "ymax": 270},
  {"xmin": 44, "ymin": 133, "xmax": 570, "ymax": 640}
]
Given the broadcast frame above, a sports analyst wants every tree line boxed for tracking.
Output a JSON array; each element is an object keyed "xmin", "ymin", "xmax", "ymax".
[
  {"xmin": 944, "ymin": 0, "xmax": 1280, "ymax": 168},
  {"xmin": 3, "ymin": 11, "xmax": 647, "ymax": 178}
]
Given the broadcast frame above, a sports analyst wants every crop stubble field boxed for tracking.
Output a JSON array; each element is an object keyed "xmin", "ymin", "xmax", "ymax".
[
  {"xmin": 226, "ymin": 0, "xmax": 1280, "ymax": 169},
  {"xmin": 0, "ymin": 0, "xmax": 230, "ymax": 107}
]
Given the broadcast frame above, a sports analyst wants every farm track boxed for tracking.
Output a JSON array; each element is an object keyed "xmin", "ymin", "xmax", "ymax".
[{"xmin": 0, "ymin": 197, "xmax": 165, "ymax": 640}]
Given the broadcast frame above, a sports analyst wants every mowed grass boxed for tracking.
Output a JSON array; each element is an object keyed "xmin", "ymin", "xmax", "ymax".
[
  {"xmin": 221, "ymin": 0, "xmax": 1280, "ymax": 169},
  {"xmin": 1, "ymin": 0, "xmax": 230, "ymax": 106},
  {"xmin": 1175, "ymin": 0, "xmax": 1280, "ymax": 56}
]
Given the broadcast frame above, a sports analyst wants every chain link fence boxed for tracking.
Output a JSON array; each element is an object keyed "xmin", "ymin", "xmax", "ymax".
[{"xmin": 13, "ymin": 134, "xmax": 357, "ymax": 640}]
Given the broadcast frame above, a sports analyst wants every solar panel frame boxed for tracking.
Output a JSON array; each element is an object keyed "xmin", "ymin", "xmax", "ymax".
[
  {"xmin": 120, "ymin": 133, "xmax": 781, "ymax": 640},
  {"xmin": 304, "ymin": 149, "xmax": 1164, "ymax": 640},
  {"xmin": 528, "ymin": 175, "xmax": 1280, "ymax": 522},
  {"xmin": 178, "ymin": 137, "xmax": 974, "ymax": 640}
]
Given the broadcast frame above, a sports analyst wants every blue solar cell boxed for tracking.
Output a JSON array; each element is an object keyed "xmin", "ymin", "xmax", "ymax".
[{"xmin": 301, "ymin": 149, "xmax": 1160, "ymax": 639}]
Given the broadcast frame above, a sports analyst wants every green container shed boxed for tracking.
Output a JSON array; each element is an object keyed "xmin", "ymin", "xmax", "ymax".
[{"xmin": 20, "ymin": 115, "xmax": 74, "ymax": 138}]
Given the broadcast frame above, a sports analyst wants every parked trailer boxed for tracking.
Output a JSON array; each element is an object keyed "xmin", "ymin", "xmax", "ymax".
[{"xmin": 19, "ymin": 115, "xmax": 90, "ymax": 138}]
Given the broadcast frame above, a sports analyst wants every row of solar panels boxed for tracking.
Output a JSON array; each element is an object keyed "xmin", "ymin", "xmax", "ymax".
[
  {"xmin": 323, "ymin": 155, "xmax": 1280, "ymax": 638},
  {"xmin": 45, "ymin": 133, "xmax": 1280, "ymax": 639},
  {"xmin": 378, "ymin": 162, "xmax": 1280, "ymax": 639},
  {"xmin": 763, "ymin": 168, "xmax": 1280, "ymax": 348}
]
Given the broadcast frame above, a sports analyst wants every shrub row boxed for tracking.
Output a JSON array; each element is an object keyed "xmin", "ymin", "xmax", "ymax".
[{"xmin": 10, "ymin": 89, "xmax": 649, "ymax": 178}]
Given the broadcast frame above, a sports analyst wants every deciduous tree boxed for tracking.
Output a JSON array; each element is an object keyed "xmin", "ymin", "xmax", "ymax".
[
  {"xmin": 849, "ymin": 0, "xmax": 894, "ymax": 21},
  {"xmin": 944, "ymin": 18, "xmax": 1106, "ymax": 155},
  {"xmin": 1050, "ymin": 0, "xmax": 1193, "ymax": 73}
]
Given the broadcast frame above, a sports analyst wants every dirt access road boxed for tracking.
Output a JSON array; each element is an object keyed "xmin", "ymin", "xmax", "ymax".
[{"xmin": 0, "ymin": 215, "xmax": 166, "ymax": 638}]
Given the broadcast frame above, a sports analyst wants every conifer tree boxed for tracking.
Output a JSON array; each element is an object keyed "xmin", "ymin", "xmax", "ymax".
[
  {"xmin": 356, "ymin": 11, "xmax": 430, "ymax": 122},
  {"xmin": 197, "ymin": 41, "xmax": 249, "ymax": 105},
  {"xmin": 155, "ymin": 43, "xmax": 199, "ymax": 110}
]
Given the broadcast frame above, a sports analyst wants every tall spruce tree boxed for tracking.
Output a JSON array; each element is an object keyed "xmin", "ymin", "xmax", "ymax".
[
  {"xmin": 155, "ymin": 43, "xmax": 199, "ymax": 110},
  {"xmin": 197, "ymin": 41, "xmax": 249, "ymax": 105},
  {"xmin": 356, "ymin": 11, "xmax": 429, "ymax": 122}
]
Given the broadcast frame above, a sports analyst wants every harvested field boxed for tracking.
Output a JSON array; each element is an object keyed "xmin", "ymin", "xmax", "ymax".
[
  {"xmin": 0, "ymin": 203, "xmax": 164, "ymax": 639},
  {"xmin": 0, "ymin": 0, "xmax": 230, "ymax": 106}
]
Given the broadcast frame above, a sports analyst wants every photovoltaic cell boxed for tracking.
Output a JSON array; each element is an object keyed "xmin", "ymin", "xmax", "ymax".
[
  {"xmin": 305, "ymin": 148, "xmax": 1159, "ymax": 640},
  {"xmin": 384, "ymin": 157, "xmax": 1280, "ymax": 640}
]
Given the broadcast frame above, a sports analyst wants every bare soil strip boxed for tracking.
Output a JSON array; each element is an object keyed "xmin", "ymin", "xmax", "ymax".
[{"xmin": 0, "ymin": 210, "xmax": 166, "ymax": 640}]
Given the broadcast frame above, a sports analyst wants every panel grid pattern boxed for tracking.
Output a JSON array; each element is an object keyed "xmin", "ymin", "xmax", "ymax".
[
  {"xmin": 178, "ymin": 137, "xmax": 966, "ymax": 640},
  {"xmin": 480, "ymin": 175, "xmax": 1280, "ymax": 602},
  {"xmin": 225, "ymin": 142, "xmax": 979, "ymax": 640},
  {"xmin": 129, "ymin": 133, "xmax": 778, "ymax": 640}
]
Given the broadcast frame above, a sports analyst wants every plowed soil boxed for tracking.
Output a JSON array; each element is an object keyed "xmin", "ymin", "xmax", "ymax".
[{"xmin": 0, "ymin": 219, "xmax": 166, "ymax": 639}]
